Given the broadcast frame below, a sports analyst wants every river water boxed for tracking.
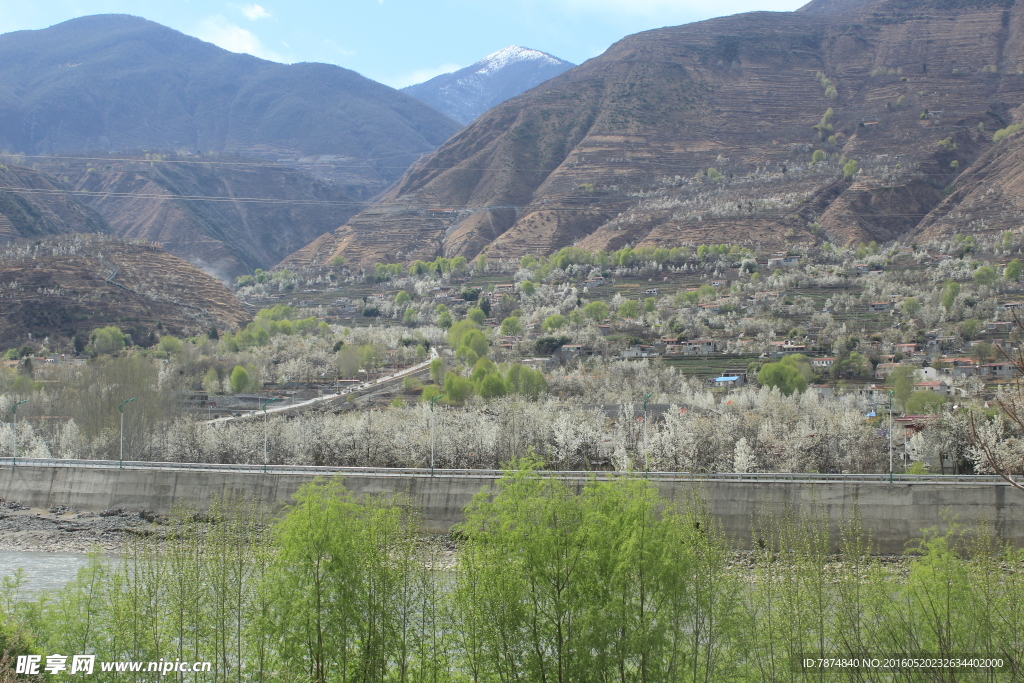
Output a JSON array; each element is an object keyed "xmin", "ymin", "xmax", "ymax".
[{"xmin": 0, "ymin": 551, "xmax": 92, "ymax": 596}]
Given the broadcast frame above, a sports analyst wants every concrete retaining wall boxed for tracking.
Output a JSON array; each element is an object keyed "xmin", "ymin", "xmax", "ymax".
[{"xmin": 3, "ymin": 464, "xmax": 1022, "ymax": 553}]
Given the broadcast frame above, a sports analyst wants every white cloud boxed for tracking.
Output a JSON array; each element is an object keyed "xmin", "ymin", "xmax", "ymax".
[
  {"xmin": 384, "ymin": 62, "xmax": 462, "ymax": 89},
  {"xmin": 196, "ymin": 15, "xmax": 284, "ymax": 62},
  {"xmin": 240, "ymin": 4, "xmax": 272, "ymax": 20},
  {"xmin": 323, "ymin": 38, "xmax": 355, "ymax": 58}
]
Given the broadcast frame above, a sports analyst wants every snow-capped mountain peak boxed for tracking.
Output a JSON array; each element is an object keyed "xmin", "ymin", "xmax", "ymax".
[
  {"xmin": 474, "ymin": 46, "xmax": 564, "ymax": 75},
  {"xmin": 402, "ymin": 46, "xmax": 575, "ymax": 124}
]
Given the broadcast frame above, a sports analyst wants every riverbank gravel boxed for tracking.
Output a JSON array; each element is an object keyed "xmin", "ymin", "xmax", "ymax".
[{"xmin": 0, "ymin": 502, "xmax": 158, "ymax": 553}]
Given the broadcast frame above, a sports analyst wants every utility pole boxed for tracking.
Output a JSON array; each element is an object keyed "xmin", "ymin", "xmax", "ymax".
[
  {"xmin": 118, "ymin": 398, "xmax": 135, "ymax": 469},
  {"xmin": 643, "ymin": 392, "xmax": 653, "ymax": 472},
  {"xmin": 11, "ymin": 400, "xmax": 27, "ymax": 466},
  {"xmin": 262, "ymin": 396, "xmax": 280, "ymax": 474},
  {"xmin": 888, "ymin": 390, "xmax": 894, "ymax": 483},
  {"xmin": 430, "ymin": 393, "xmax": 445, "ymax": 476}
]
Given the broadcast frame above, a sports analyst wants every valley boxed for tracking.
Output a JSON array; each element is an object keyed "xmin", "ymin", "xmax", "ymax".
[{"xmin": 3, "ymin": 3, "xmax": 1024, "ymax": 674}]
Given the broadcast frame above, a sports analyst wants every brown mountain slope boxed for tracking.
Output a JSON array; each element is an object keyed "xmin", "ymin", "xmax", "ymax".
[
  {"xmin": 911, "ymin": 126, "xmax": 1024, "ymax": 239},
  {"xmin": 284, "ymin": 0, "xmax": 1024, "ymax": 267},
  {"xmin": 0, "ymin": 235, "xmax": 248, "ymax": 347},
  {"xmin": 0, "ymin": 164, "xmax": 111, "ymax": 241},
  {"xmin": 24, "ymin": 156, "xmax": 361, "ymax": 280}
]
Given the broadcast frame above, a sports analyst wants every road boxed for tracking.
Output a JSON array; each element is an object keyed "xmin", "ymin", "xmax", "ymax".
[
  {"xmin": 205, "ymin": 348, "xmax": 437, "ymax": 424},
  {"xmin": 0, "ymin": 457, "xmax": 1010, "ymax": 485}
]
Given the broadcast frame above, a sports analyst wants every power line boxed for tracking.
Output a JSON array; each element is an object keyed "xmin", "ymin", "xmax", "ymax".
[
  {"xmin": 0, "ymin": 184, "xmax": 988, "ymax": 218},
  {"xmin": 0, "ymin": 186, "xmax": 367, "ymax": 207},
  {"xmin": 0, "ymin": 147, "xmax": 981, "ymax": 175}
]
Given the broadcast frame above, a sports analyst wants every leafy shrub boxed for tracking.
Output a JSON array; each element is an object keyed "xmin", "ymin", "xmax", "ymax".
[{"xmin": 993, "ymin": 123, "xmax": 1022, "ymax": 142}]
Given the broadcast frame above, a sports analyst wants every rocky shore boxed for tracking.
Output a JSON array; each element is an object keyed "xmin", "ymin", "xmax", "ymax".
[
  {"xmin": 0, "ymin": 498, "xmax": 460, "ymax": 569},
  {"xmin": 0, "ymin": 499, "xmax": 161, "ymax": 553}
]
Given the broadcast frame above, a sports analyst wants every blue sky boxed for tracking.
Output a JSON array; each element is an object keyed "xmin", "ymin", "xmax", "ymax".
[{"xmin": 0, "ymin": 0, "xmax": 804, "ymax": 88}]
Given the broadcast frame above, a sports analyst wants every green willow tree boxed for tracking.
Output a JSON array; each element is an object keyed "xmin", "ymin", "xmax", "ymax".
[
  {"xmin": 267, "ymin": 480, "xmax": 434, "ymax": 682},
  {"xmin": 452, "ymin": 462, "xmax": 740, "ymax": 682}
]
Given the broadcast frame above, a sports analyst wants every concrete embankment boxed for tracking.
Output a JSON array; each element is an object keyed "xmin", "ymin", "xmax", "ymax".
[{"xmin": 2, "ymin": 463, "xmax": 1021, "ymax": 553}]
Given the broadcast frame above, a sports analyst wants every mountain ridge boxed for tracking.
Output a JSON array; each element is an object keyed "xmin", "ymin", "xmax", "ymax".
[
  {"xmin": 402, "ymin": 45, "xmax": 574, "ymax": 124},
  {"xmin": 284, "ymin": 0, "xmax": 1024, "ymax": 268},
  {"xmin": 0, "ymin": 154, "xmax": 362, "ymax": 280},
  {"xmin": 0, "ymin": 14, "xmax": 462, "ymax": 197}
]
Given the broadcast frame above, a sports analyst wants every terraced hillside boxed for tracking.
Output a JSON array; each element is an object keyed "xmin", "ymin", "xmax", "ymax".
[
  {"xmin": 911, "ymin": 126, "xmax": 1024, "ymax": 241},
  {"xmin": 27, "ymin": 155, "xmax": 362, "ymax": 280},
  {"xmin": 0, "ymin": 236, "xmax": 249, "ymax": 347},
  {"xmin": 285, "ymin": 0, "xmax": 1024, "ymax": 268},
  {"xmin": 0, "ymin": 164, "xmax": 111, "ymax": 241}
]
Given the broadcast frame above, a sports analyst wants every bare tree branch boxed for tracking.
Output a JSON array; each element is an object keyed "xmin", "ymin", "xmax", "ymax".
[{"xmin": 968, "ymin": 309, "xmax": 1024, "ymax": 491}]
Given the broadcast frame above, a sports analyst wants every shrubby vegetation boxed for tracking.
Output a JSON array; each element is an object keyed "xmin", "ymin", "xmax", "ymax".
[
  {"xmin": 3, "ymin": 472, "xmax": 1023, "ymax": 682},
  {"xmin": 993, "ymin": 123, "xmax": 1022, "ymax": 143},
  {"xmin": 221, "ymin": 304, "xmax": 331, "ymax": 352},
  {"xmin": 0, "ymin": 312, "xmax": 441, "ymax": 461},
  {"xmin": 9, "ymin": 229, "xmax": 1024, "ymax": 473},
  {"xmin": 19, "ymin": 362, "xmax": 893, "ymax": 472}
]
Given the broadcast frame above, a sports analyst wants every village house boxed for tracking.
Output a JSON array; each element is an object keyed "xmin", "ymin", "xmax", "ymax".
[
  {"xmin": 766, "ymin": 255, "xmax": 800, "ymax": 268},
  {"xmin": 979, "ymin": 362, "xmax": 1016, "ymax": 380},
  {"xmin": 986, "ymin": 321, "xmax": 1014, "ymax": 333},
  {"xmin": 857, "ymin": 384, "xmax": 891, "ymax": 403},
  {"xmin": 949, "ymin": 359, "xmax": 977, "ymax": 378},
  {"xmin": 811, "ymin": 357, "xmax": 835, "ymax": 369},
  {"xmin": 559, "ymin": 344, "xmax": 591, "ymax": 358},
  {"xmin": 713, "ymin": 374, "xmax": 745, "ymax": 388},
  {"xmin": 867, "ymin": 302, "xmax": 891, "ymax": 313},
  {"xmin": 621, "ymin": 344, "xmax": 659, "ymax": 359},
  {"xmin": 915, "ymin": 380, "xmax": 950, "ymax": 396},
  {"xmin": 683, "ymin": 339, "xmax": 716, "ymax": 355}
]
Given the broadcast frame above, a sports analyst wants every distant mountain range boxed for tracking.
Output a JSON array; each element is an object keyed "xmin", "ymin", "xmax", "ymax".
[
  {"xmin": 403, "ymin": 46, "xmax": 575, "ymax": 124},
  {"xmin": 286, "ymin": 0, "xmax": 1024, "ymax": 268},
  {"xmin": 0, "ymin": 14, "xmax": 461, "ymax": 198}
]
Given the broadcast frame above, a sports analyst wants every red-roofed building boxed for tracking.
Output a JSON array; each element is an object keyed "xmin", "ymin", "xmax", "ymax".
[{"xmin": 915, "ymin": 381, "xmax": 950, "ymax": 396}]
